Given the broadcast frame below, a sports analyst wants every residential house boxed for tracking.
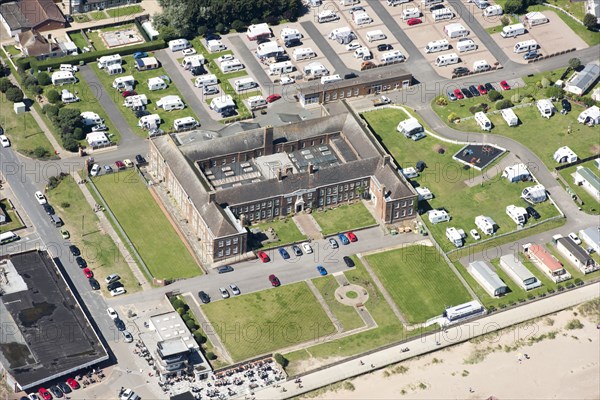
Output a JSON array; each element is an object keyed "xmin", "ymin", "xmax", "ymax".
[
  {"xmin": 556, "ymin": 237, "xmax": 599, "ymax": 274},
  {"xmin": 68, "ymin": 0, "xmax": 141, "ymax": 14},
  {"xmin": 523, "ymin": 243, "xmax": 571, "ymax": 283},
  {"xmin": 18, "ymin": 30, "xmax": 65, "ymax": 59}
]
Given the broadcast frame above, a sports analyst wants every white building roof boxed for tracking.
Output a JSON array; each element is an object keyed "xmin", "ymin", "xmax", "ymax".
[
  {"xmin": 86, "ymin": 132, "xmax": 108, "ymax": 145},
  {"xmin": 211, "ymin": 95, "xmax": 235, "ymax": 109},
  {"xmin": 566, "ymin": 63, "xmax": 600, "ymax": 94},
  {"xmin": 247, "ymin": 23, "xmax": 271, "ymax": 38}
]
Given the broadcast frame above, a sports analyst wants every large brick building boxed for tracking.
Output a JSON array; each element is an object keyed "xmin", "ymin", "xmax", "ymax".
[{"xmin": 148, "ymin": 112, "xmax": 417, "ymax": 265}]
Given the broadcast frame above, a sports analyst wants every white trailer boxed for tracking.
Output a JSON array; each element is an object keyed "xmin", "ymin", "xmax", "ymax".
[
  {"xmin": 269, "ymin": 61, "xmax": 295, "ymax": 75},
  {"xmin": 194, "ymin": 74, "xmax": 218, "ymax": 88},
  {"xmin": 292, "ymin": 48, "xmax": 316, "ymax": 61},
  {"xmin": 97, "ymin": 54, "xmax": 122, "ymax": 69},
  {"xmin": 233, "ymin": 77, "xmax": 257, "ymax": 91},
  {"xmin": 181, "ymin": 55, "xmax": 205, "ymax": 69},
  {"xmin": 483, "ymin": 5, "xmax": 503, "ymax": 16},
  {"xmin": 173, "ymin": 117, "xmax": 199, "ymax": 132},
  {"xmin": 501, "ymin": 108, "xmax": 519, "ymax": 126},
  {"xmin": 536, "ymin": 99, "xmax": 554, "ymax": 118},
  {"xmin": 321, "ymin": 74, "xmax": 343, "ymax": 84},
  {"xmin": 446, "ymin": 227, "xmax": 466, "ymax": 247},
  {"xmin": 246, "ymin": 95, "xmax": 267, "ymax": 110},
  {"xmin": 473, "ymin": 59, "xmax": 491, "ymax": 72},
  {"xmin": 474, "ymin": 112, "xmax": 492, "ymax": 131},
  {"xmin": 51, "ymin": 71, "xmax": 77, "ymax": 86},
  {"xmin": 524, "ymin": 11, "xmax": 548, "ymax": 27},
  {"xmin": 424, "ymin": 39, "xmax": 450, "ymax": 53},
  {"xmin": 416, "ymin": 187, "xmax": 433, "ymax": 200},
  {"xmin": 207, "ymin": 40, "xmax": 226, "ymax": 53},
  {"xmin": 353, "ymin": 12, "xmax": 373, "ymax": 25},
  {"xmin": 168, "ymin": 38, "xmax": 191, "ymax": 52},
  {"xmin": 428, "ymin": 209, "xmax": 451, "ymax": 224},
  {"xmin": 506, "ymin": 205, "xmax": 528, "ymax": 225},
  {"xmin": 147, "ymin": 77, "xmax": 167, "ymax": 91},
  {"xmin": 304, "ymin": 62, "xmax": 329, "ymax": 77},
  {"xmin": 380, "ymin": 50, "xmax": 405, "ymax": 64},
  {"xmin": 435, "ymin": 53, "xmax": 459, "ymax": 66},
  {"xmin": 475, "ymin": 215, "xmax": 496, "ymax": 235},
  {"xmin": 444, "ymin": 23, "xmax": 469, "ymax": 38},
  {"xmin": 157, "ymin": 95, "xmax": 185, "ymax": 111},
  {"xmin": 388, "ymin": 0, "xmax": 411, "ymax": 5},
  {"xmin": 402, "ymin": 8, "xmax": 421, "ymax": 20},
  {"xmin": 80, "ymin": 111, "xmax": 103, "ymax": 126},
  {"xmin": 112, "ymin": 75, "xmax": 134, "ymax": 89},
  {"xmin": 433, "ymin": 8, "xmax": 454, "ymax": 22},
  {"xmin": 280, "ymin": 28, "xmax": 302, "ymax": 42},
  {"xmin": 138, "ymin": 114, "xmax": 160, "ymax": 129},
  {"xmin": 366, "ymin": 30, "xmax": 387, "ymax": 42},
  {"xmin": 220, "ymin": 59, "xmax": 245, "ymax": 73},
  {"xmin": 318, "ymin": 10, "xmax": 339, "ymax": 23},
  {"xmin": 514, "ymin": 40, "xmax": 538, "ymax": 53},
  {"xmin": 456, "ymin": 38, "xmax": 477, "ymax": 53},
  {"xmin": 501, "ymin": 23, "xmax": 525, "ymax": 38}
]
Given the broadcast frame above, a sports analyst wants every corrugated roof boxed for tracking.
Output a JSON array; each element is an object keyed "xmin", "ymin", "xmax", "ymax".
[
  {"xmin": 469, "ymin": 261, "xmax": 507, "ymax": 291},
  {"xmin": 557, "ymin": 237, "xmax": 593, "ymax": 265},
  {"xmin": 0, "ymin": 2, "xmax": 30, "ymax": 30},
  {"xmin": 576, "ymin": 167, "xmax": 600, "ymax": 192}
]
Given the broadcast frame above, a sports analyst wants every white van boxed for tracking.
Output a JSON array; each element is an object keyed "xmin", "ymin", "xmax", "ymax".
[
  {"xmin": 366, "ymin": 30, "xmax": 387, "ymax": 42},
  {"xmin": 388, "ymin": 0, "xmax": 410, "ymax": 5},
  {"xmin": 500, "ymin": 23, "xmax": 525, "ymax": 38},
  {"xmin": 207, "ymin": 40, "xmax": 226, "ymax": 53},
  {"xmin": 246, "ymin": 95, "xmax": 267, "ymax": 110},
  {"xmin": 80, "ymin": 111, "xmax": 103, "ymax": 126},
  {"xmin": 483, "ymin": 5, "xmax": 503, "ymax": 17},
  {"xmin": 474, "ymin": 112, "xmax": 492, "ymax": 131},
  {"xmin": 402, "ymin": 8, "xmax": 421, "ymax": 20},
  {"xmin": 340, "ymin": 0, "xmax": 359, "ymax": 6},
  {"xmin": 269, "ymin": 60, "xmax": 295, "ymax": 75},
  {"xmin": 473, "ymin": 59, "xmax": 491, "ymax": 72},
  {"xmin": 157, "ymin": 95, "xmax": 185, "ymax": 111},
  {"xmin": 435, "ymin": 53, "xmax": 459, "ymax": 66},
  {"xmin": 51, "ymin": 71, "xmax": 77, "ymax": 86},
  {"xmin": 173, "ymin": 117, "xmax": 199, "ymax": 132},
  {"xmin": 168, "ymin": 38, "xmax": 191, "ymax": 52},
  {"xmin": 424, "ymin": 39, "xmax": 450, "ymax": 53},
  {"xmin": 318, "ymin": 10, "xmax": 340, "ymax": 23},
  {"xmin": 220, "ymin": 59, "xmax": 245, "ymax": 73},
  {"xmin": 138, "ymin": 114, "xmax": 160, "ymax": 129},
  {"xmin": 433, "ymin": 8, "xmax": 454, "ymax": 22},
  {"xmin": 59, "ymin": 64, "xmax": 78, "ymax": 73},
  {"xmin": 422, "ymin": 0, "xmax": 443, "ymax": 6},
  {"xmin": 514, "ymin": 39, "xmax": 538, "ymax": 53},
  {"xmin": 444, "ymin": 23, "xmax": 469, "ymax": 38},
  {"xmin": 321, "ymin": 74, "xmax": 343, "ymax": 84},
  {"xmin": 233, "ymin": 77, "xmax": 257, "ymax": 92},
  {"xmin": 293, "ymin": 48, "xmax": 316, "ymax": 61},
  {"xmin": 112, "ymin": 75, "xmax": 135, "ymax": 89},
  {"xmin": 457, "ymin": 38, "xmax": 477, "ymax": 53},
  {"xmin": 194, "ymin": 74, "xmax": 218, "ymax": 88},
  {"xmin": 380, "ymin": 50, "xmax": 405, "ymax": 64},
  {"xmin": 353, "ymin": 12, "xmax": 373, "ymax": 25}
]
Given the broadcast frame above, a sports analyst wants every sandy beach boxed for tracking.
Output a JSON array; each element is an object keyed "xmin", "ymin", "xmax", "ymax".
[{"xmin": 308, "ymin": 303, "xmax": 600, "ymax": 400}]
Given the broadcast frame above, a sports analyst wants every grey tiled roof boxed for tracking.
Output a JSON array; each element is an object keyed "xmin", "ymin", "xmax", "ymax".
[
  {"xmin": 374, "ymin": 162, "xmax": 416, "ymax": 199},
  {"xmin": 0, "ymin": 2, "xmax": 30, "ymax": 30}
]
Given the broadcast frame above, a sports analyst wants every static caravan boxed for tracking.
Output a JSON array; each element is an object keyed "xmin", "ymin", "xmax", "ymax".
[
  {"xmin": 424, "ymin": 39, "xmax": 450, "ymax": 53},
  {"xmin": 182, "ymin": 55, "xmax": 205, "ymax": 69},
  {"xmin": 97, "ymin": 54, "xmax": 122, "ymax": 69},
  {"xmin": 304, "ymin": 62, "xmax": 329, "ymax": 77},
  {"xmin": 112, "ymin": 75, "xmax": 135, "ymax": 90},
  {"xmin": 388, "ymin": 0, "xmax": 411, "ymax": 5},
  {"xmin": 280, "ymin": 28, "xmax": 302, "ymax": 42},
  {"xmin": 157, "ymin": 95, "xmax": 185, "ymax": 111},
  {"xmin": 321, "ymin": 74, "xmax": 343, "ymax": 84},
  {"xmin": 138, "ymin": 114, "xmax": 160, "ymax": 129},
  {"xmin": 428, "ymin": 209, "xmax": 451, "ymax": 224},
  {"xmin": 366, "ymin": 30, "xmax": 387, "ymax": 42},
  {"xmin": 422, "ymin": 0, "xmax": 443, "ymax": 6},
  {"xmin": 506, "ymin": 205, "xmax": 528, "ymax": 225},
  {"xmin": 293, "ymin": 48, "xmax": 316, "ymax": 61},
  {"xmin": 246, "ymin": 23, "xmax": 271, "ymax": 41},
  {"xmin": 483, "ymin": 4, "xmax": 503, "ymax": 16},
  {"xmin": 80, "ymin": 111, "xmax": 103, "ymax": 126},
  {"xmin": 446, "ymin": 227, "xmax": 466, "ymax": 247},
  {"xmin": 194, "ymin": 74, "xmax": 219, "ymax": 88},
  {"xmin": 501, "ymin": 23, "xmax": 525, "ymax": 38},
  {"xmin": 433, "ymin": 8, "xmax": 454, "ymax": 22},
  {"xmin": 536, "ymin": 99, "xmax": 554, "ymax": 118},
  {"xmin": 457, "ymin": 38, "xmax": 477, "ymax": 53},
  {"xmin": 353, "ymin": 12, "xmax": 373, "ymax": 25},
  {"xmin": 220, "ymin": 59, "xmax": 245, "ymax": 73},
  {"xmin": 207, "ymin": 40, "xmax": 226, "ymax": 53},
  {"xmin": 468, "ymin": 261, "xmax": 508, "ymax": 297},
  {"xmin": 514, "ymin": 40, "xmax": 538, "ymax": 53},
  {"xmin": 475, "ymin": 215, "xmax": 496, "ymax": 235},
  {"xmin": 380, "ymin": 50, "xmax": 405, "ymax": 64},
  {"xmin": 86, "ymin": 132, "xmax": 109, "ymax": 147},
  {"xmin": 147, "ymin": 77, "xmax": 167, "ymax": 91},
  {"xmin": 401, "ymin": 167, "xmax": 419, "ymax": 178},
  {"xmin": 269, "ymin": 60, "xmax": 295, "ymax": 75},
  {"xmin": 51, "ymin": 71, "xmax": 77, "ymax": 86},
  {"xmin": 318, "ymin": 10, "xmax": 340, "ymax": 23},
  {"xmin": 233, "ymin": 77, "xmax": 257, "ymax": 91},
  {"xmin": 444, "ymin": 23, "xmax": 469, "ymax": 38},
  {"xmin": 396, "ymin": 117, "xmax": 423, "ymax": 137},
  {"xmin": 499, "ymin": 255, "xmax": 542, "ymax": 291},
  {"xmin": 168, "ymin": 38, "xmax": 191, "ymax": 52},
  {"xmin": 246, "ymin": 95, "xmax": 267, "ymax": 110},
  {"xmin": 173, "ymin": 117, "xmax": 199, "ymax": 132},
  {"xmin": 402, "ymin": 8, "xmax": 421, "ymax": 20},
  {"xmin": 524, "ymin": 11, "xmax": 548, "ymax": 27},
  {"xmin": 435, "ymin": 53, "xmax": 459, "ymax": 66},
  {"xmin": 256, "ymin": 42, "xmax": 284, "ymax": 58},
  {"xmin": 501, "ymin": 108, "xmax": 519, "ymax": 126},
  {"xmin": 106, "ymin": 64, "xmax": 123, "ymax": 75},
  {"xmin": 473, "ymin": 59, "xmax": 491, "ymax": 72},
  {"xmin": 416, "ymin": 187, "xmax": 433, "ymax": 201},
  {"xmin": 474, "ymin": 112, "xmax": 492, "ymax": 131}
]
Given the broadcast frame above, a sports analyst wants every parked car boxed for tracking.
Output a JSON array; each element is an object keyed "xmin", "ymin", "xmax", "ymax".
[
  {"xmin": 377, "ymin": 43, "xmax": 393, "ymax": 51},
  {"xmin": 122, "ymin": 90, "xmax": 137, "ymax": 98},
  {"xmin": 561, "ymin": 99, "xmax": 571, "ymax": 112},
  {"xmin": 114, "ymin": 318, "xmax": 125, "ymax": 331},
  {"xmin": 217, "ymin": 265, "xmax": 234, "ymax": 273},
  {"xmin": 229, "ymin": 283, "xmax": 241, "ymax": 295},
  {"xmin": 269, "ymin": 274, "xmax": 281, "ymax": 287},
  {"xmin": 107, "ymin": 307, "xmax": 118, "ymax": 320},
  {"xmin": 346, "ymin": 42, "xmax": 361, "ymax": 51},
  {"xmin": 316, "ymin": 265, "xmax": 328, "ymax": 276},
  {"xmin": 91, "ymin": 124, "xmax": 108, "ymax": 132},
  {"xmin": 83, "ymin": 267, "xmax": 93, "ymax": 278},
  {"xmin": 182, "ymin": 48, "xmax": 197, "ymax": 56},
  {"xmin": 526, "ymin": 206, "xmax": 540, "ymax": 220},
  {"xmin": 280, "ymin": 76, "xmax": 295, "ymax": 85},
  {"xmin": 0, "ymin": 135, "xmax": 10, "ymax": 148},
  {"xmin": 477, "ymin": 84, "xmax": 487, "ymax": 95},
  {"xmin": 107, "ymin": 281, "xmax": 123, "ymax": 291},
  {"xmin": 216, "ymin": 54, "xmax": 234, "ymax": 63},
  {"xmin": 90, "ymin": 164, "xmax": 100, "ymax": 176},
  {"xmin": 115, "ymin": 160, "xmax": 125, "ymax": 170},
  {"xmin": 69, "ymin": 245, "xmax": 80, "ymax": 256},
  {"xmin": 133, "ymin": 51, "xmax": 148, "ymax": 59},
  {"xmin": 38, "ymin": 388, "xmax": 51, "ymax": 400},
  {"xmin": 76, "ymin": 256, "xmax": 87, "ymax": 268},
  {"xmin": 302, "ymin": 242, "xmax": 313, "ymax": 254},
  {"xmin": 470, "ymin": 229, "xmax": 481, "ymax": 240},
  {"xmin": 110, "ymin": 287, "xmax": 126, "ymax": 296},
  {"xmin": 447, "ymin": 90, "xmax": 457, "ymax": 101},
  {"xmin": 103, "ymin": 165, "xmax": 113, "ymax": 173},
  {"xmin": 461, "ymin": 88, "xmax": 473, "ymax": 98},
  {"xmin": 219, "ymin": 287, "xmax": 230, "ymax": 298},
  {"xmin": 329, "ymin": 237, "xmax": 339, "ymax": 249},
  {"xmin": 407, "ymin": 18, "xmax": 422, "ymax": 26},
  {"xmin": 27, "ymin": 394, "xmax": 40, "ymax": 400},
  {"xmin": 278, "ymin": 247, "xmax": 290, "ymax": 259},
  {"xmin": 48, "ymin": 386, "xmax": 63, "ymax": 398},
  {"xmin": 499, "ymin": 80, "xmax": 511, "ymax": 90},
  {"xmin": 135, "ymin": 154, "xmax": 147, "ymax": 164},
  {"xmin": 453, "ymin": 88, "xmax": 464, "ymax": 100},
  {"xmin": 523, "ymin": 51, "xmax": 540, "ymax": 60},
  {"xmin": 65, "ymin": 378, "xmax": 80, "ymax": 390},
  {"xmin": 468, "ymin": 85, "xmax": 480, "ymax": 97},
  {"xmin": 35, "ymin": 191, "xmax": 47, "ymax": 205},
  {"xmin": 292, "ymin": 245, "xmax": 303, "ymax": 256},
  {"xmin": 343, "ymin": 256, "xmax": 355, "ymax": 268},
  {"xmin": 43, "ymin": 203, "xmax": 55, "ymax": 215},
  {"xmin": 453, "ymin": 67, "xmax": 469, "ymax": 75},
  {"xmin": 135, "ymin": 110, "xmax": 150, "ymax": 118},
  {"xmin": 284, "ymin": 39, "xmax": 302, "ymax": 48},
  {"xmin": 57, "ymin": 383, "xmax": 71, "ymax": 394},
  {"xmin": 266, "ymin": 94, "xmax": 281, "ymax": 103},
  {"xmin": 123, "ymin": 159, "xmax": 134, "ymax": 168},
  {"xmin": 88, "ymin": 278, "xmax": 100, "ymax": 290},
  {"xmin": 568, "ymin": 232, "xmax": 581, "ymax": 245},
  {"xmin": 256, "ymin": 38, "xmax": 270, "ymax": 45},
  {"xmin": 338, "ymin": 233, "xmax": 350, "ymax": 245},
  {"xmin": 203, "ymin": 85, "xmax": 219, "ymax": 95},
  {"xmin": 484, "ymin": 83, "xmax": 496, "ymax": 92},
  {"xmin": 105, "ymin": 274, "xmax": 121, "ymax": 284},
  {"xmin": 122, "ymin": 330, "xmax": 134, "ymax": 343},
  {"xmin": 349, "ymin": 5, "xmax": 365, "ymax": 13},
  {"xmin": 61, "ymin": 229, "xmax": 70, "ymax": 239},
  {"xmin": 412, "ymin": 132, "xmax": 426, "ymax": 141},
  {"xmin": 257, "ymin": 250, "xmax": 270, "ymax": 263}
]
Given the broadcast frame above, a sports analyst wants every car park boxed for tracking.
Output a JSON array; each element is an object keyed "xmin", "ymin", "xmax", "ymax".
[
  {"xmin": 182, "ymin": 48, "xmax": 197, "ymax": 56},
  {"xmin": 377, "ymin": 44, "xmax": 393, "ymax": 51},
  {"xmin": 103, "ymin": 165, "xmax": 113, "ymax": 173},
  {"xmin": 302, "ymin": 242, "xmax": 313, "ymax": 254},
  {"xmin": 468, "ymin": 85, "xmax": 480, "ymax": 97},
  {"xmin": 114, "ymin": 318, "xmax": 125, "ymax": 331},
  {"xmin": 69, "ymin": 245, "xmax": 80, "ymax": 256},
  {"xmin": 338, "ymin": 233, "xmax": 350, "ymax": 245},
  {"xmin": 83, "ymin": 268, "xmax": 93, "ymax": 278},
  {"xmin": 38, "ymin": 388, "xmax": 51, "ymax": 400},
  {"xmin": 122, "ymin": 330, "xmax": 134, "ymax": 343},
  {"xmin": 526, "ymin": 206, "xmax": 540, "ymax": 220},
  {"xmin": 316, "ymin": 265, "xmax": 328, "ymax": 276},
  {"xmin": 407, "ymin": 18, "xmax": 422, "ymax": 26},
  {"xmin": 61, "ymin": 229, "xmax": 70, "ymax": 239},
  {"xmin": 500, "ymin": 80, "xmax": 511, "ymax": 90},
  {"xmin": 343, "ymin": 256, "xmax": 355, "ymax": 268},
  {"xmin": 447, "ymin": 91, "xmax": 457, "ymax": 101},
  {"xmin": 453, "ymin": 89, "xmax": 464, "ymax": 100},
  {"xmin": 484, "ymin": 83, "xmax": 496, "ymax": 92},
  {"xmin": 269, "ymin": 274, "xmax": 281, "ymax": 287},
  {"xmin": 292, "ymin": 245, "xmax": 303, "ymax": 256},
  {"xmin": 76, "ymin": 256, "xmax": 87, "ymax": 268},
  {"xmin": 470, "ymin": 229, "xmax": 481, "ymax": 240},
  {"xmin": 89, "ymin": 278, "xmax": 100, "ymax": 290},
  {"xmin": 257, "ymin": 250, "xmax": 270, "ymax": 263},
  {"xmin": 0, "ymin": 135, "xmax": 10, "ymax": 148},
  {"xmin": 35, "ymin": 191, "xmax": 47, "ymax": 205},
  {"xmin": 329, "ymin": 237, "xmax": 339, "ymax": 249},
  {"xmin": 90, "ymin": 164, "xmax": 101, "ymax": 176},
  {"xmin": 217, "ymin": 265, "xmax": 234, "ymax": 273},
  {"xmin": 562, "ymin": 99, "xmax": 571, "ymax": 112},
  {"xmin": 107, "ymin": 307, "xmax": 118, "ymax": 319},
  {"xmin": 266, "ymin": 94, "xmax": 281, "ymax": 103},
  {"xmin": 135, "ymin": 154, "xmax": 147, "ymax": 164},
  {"xmin": 43, "ymin": 203, "xmax": 55, "ymax": 215},
  {"xmin": 477, "ymin": 85, "xmax": 487, "ymax": 95},
  {"xmin": 219, "ymin": 287, "xmax": 230, "ymax": 298},
  {"xmin": 105, "ymin": 274, "xmax": 120, "ymax": 284},
  {"xmin": 461, "ymin": 88, "xmax": 473, "ymax": 98},
  {"xmin": 110, "ymin": 287, "xmax": 126, "ymax": 296},
  {"xmin": 123, "ymin": 159, "xmax": 134, "ymax": 168},
  {"xmin": 568, "ymin": 232, "xmax": 581, "ymax": 244},
  {"xmin": 278, "ymin": 247, "xmax": 290, "ymax": 259},
  {"xmin": 107, "ymin": 281, "xmax": 123, "ymax": 291},
  {"xmin": 229, "ymin": 283, "xmax": 241, "ymax": 295},
  {"xmin": 66, "ymin": 378, "xmax": 80, "ymax": 390}
]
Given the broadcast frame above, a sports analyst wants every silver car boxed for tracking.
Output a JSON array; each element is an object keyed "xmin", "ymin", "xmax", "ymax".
[
  {"xmin": 122, "ymin": 330, "xmax": 133, "ymax": 343},
  {"xmin": 229, "ymin": 283, "xmax": 241, "ymax": 295},
  {"xmin": 219, "ymin": 287, "xmax": 230, "ymax": 298}
]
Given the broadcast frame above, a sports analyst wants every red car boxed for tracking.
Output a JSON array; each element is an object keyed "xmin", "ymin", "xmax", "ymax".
[
  {"xmin": 266, "ymin": 94, "xmax": 281, "ymax": 103},
  {"xmin": 83, "ymin": 268, "xmax": 93, "ymax": 278},
  {"xmin": 477, "ymin": 84, "xmax": 487, "ymax": 95},
  {"xmin": 499, "ymin": 80, "xmax": 511, "ymax": 91},
  {"xmin": 38, "ymin": 388, "xmax": 52, "ymax": 400},
  {"xmin": 66, "ymin": 378, "xmax": 80, "ymax": 390},
  {"xmin": 115, "ymin": 160, "xmax": 125, "ymax": 170},
  {"xmin": 407, "ymin": 18, "xmax": 422, "ymax": 26},
  {"xmin": 453, "ymin": 88, "xmax": 464, "ymax": 100},
  {"xmin": 346, "ymin": 231, "xmax": 357, "ymax": 242},
  {"xmin": 257, "ymin": 251, "xmax": 270, "ymax": 263},
  {"xmin": 122, "ymin": 90, "xmax": 137, "ymax": 98},
  {"xmin": 269, "ymin": 274, "xmax": 281, "ymax": 287}
]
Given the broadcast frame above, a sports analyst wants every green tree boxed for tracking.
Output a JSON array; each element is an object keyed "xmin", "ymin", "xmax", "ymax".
[
  {"xmin": 193, "ymin": 330, "xmax": 207, "ymax": 344},
  {"xmin": 185, "ymin": 319, "xmax": 198, "ymax": 330},
  {"xmin": 545, "ymin": 86, "xmax": 563, "ymax": 99},
  {"xmin": 159, "ymin": 25, "xmax": 180, "ymax": 42},
  {"xmin": 37, "ymin": 71, "xmax": 51, "ymax": 86},
  {"xmin": 488, "ymin": 90, "xmax": 502, "ymax": 101},
  {"xmin": 504, "ymin": 0, "xmax": 524, "ymax": 14},
  {"xmin": 30, "ymin": 85, "xmax": 43, "ymax": 95},
  {"xmin": 197, "ymin": 25, "xmax": 208, "ymax": 36},
  {"xmin": 22, "ymin": 74, "xmax": 38, "ymax": 89},
  {"xmin": 46, "ymin": 89, "xmax": 61, "ymax": 104},
  {"xmin": 33, "ymin": 146, "xmax": 50, "ymax": 159},
  {"xmin": 5, "ymin": 86, "xmax": 24, "ymax": 102},
  {"xmin": 231, "ymin": 20, "xmax": 245, "ymax": 32},
  {"xmin": 495, "ymin": 99, "xmax": 514, "ymax": 110},
  {"xmin": 62, "ymin": 137, "xmax": 80, "ymax": 152},
  {"xmin": 0, "ymin": 78, "xmax": 13, "ymax": 93},
  {"xmin": 206, "ymin": 351, "xmax": 217, "ymax": 360},
  {"xmin": 500, "ymin": 15, "xmax": 510, "ymax": 26},
  {"xmin": 447, "ymin": 112, "xmax": 459, "ymax": 123},
  {"xmin": 583, "ymin": 13, "xmax": 597, "ymax": 30},
  {"xmin": 541, "ymin": 77, "xmax": 551, "ymax": 88},
  {"xmin": 568, "ymin": 57, "xmax": 581, "ymax": 70},
  {"xmin": 42, "ymin": 104, "xmax": 60, "ymax": 118},
  {"xmin": 274, "ymin": 353, "xmax": 288, "ymax": 368},
  {"xmin": 215, "ymin": 22, "xmax": 226, "ymax": 34},
  {"xmin": 56, "ymin": 107, "xmax": 82, "ymax": 135}
]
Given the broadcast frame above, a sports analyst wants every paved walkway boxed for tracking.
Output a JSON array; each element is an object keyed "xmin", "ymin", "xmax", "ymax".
[
  {"xmin": 306, "ymin": 280, "xmax": 343, "ymax": 333},
  {"xmin": 248, "ymin": 281, "xmax": 600, "ymax": 399},
  {"xmin": 332, "ymin": 274, "xmax": 376, "ymax": 329},
  {"xmin": 299, "ymin": 21, "xmax": 350, "ymax": 76},
  {"xmin": 293, "ymin": 214, "xmax": 322, "ymax": 240}
]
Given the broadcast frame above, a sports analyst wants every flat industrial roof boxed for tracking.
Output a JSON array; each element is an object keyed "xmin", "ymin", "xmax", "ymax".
[{"xmin": 0, "ymin": 251, "xmax": 107, "ymax": 390}]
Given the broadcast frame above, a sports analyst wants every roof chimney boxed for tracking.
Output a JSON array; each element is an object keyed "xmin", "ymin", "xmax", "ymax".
[
  {"xmin": 208, "ymin": 191, "xmax": 216, "ymax": 203},
  {"xmin": 308, "ymin": 163, "xmax": 315, "ymax": 174},
  {"xmin": 264, "ymin": 126, "xmax": 274, "ymax": 155},
  {"xmin": 381, "ymin": 154, "xmax": 391, "ymax": 168},
  {"xmin": 277, "ymin": 168, "xmax": 283, "ymax": 181}
]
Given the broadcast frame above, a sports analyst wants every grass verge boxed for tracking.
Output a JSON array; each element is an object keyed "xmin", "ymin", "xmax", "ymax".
[
  {"xmin": 0, "ymin": 199, "xmax": 24, "ymax": 232},
  {"xmin": 250, "ymin": 218, "xmax": 307, "ymax": 249},
  {"xmin": 312, "ymin": 202, "xmax": 377, "ymax": 236},
  {"xmin": 312, "ymin": 276, "xmax": 365, "ymax": 331}
]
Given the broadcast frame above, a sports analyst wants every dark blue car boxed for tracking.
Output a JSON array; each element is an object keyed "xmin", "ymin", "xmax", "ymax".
[
  {"xmin": 278, "ymin": 247, "xmax": 290, "ymax": 259},
  {"xmin": 133, "ymin": 51, "xmax": 148, "ymax": 59},
  {"xmin": 316, "ymin": 265, "xmax": 328, "ymax": 276},
  {"xmin": 338, "ymin": 233, "xmax": 350, "ymax": 245}
]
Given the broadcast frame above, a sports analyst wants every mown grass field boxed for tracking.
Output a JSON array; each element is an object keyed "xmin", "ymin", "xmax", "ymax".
[
  {"xmin": 93, "ymin": 171, "xmax": 200, "ymax": 280},
  {"xmin": 202, "ymin": 282, "xmax": 336, "ymax": 361},
  {"xmin": 312, "ymin": 202, "xmax": 377, "ymax": 236},
  {"xmin": 312, "ymin": 276, "xmax": 364, "ymax": 331},
  {"xmin": 558, "ymin": 159, "xmax": 600, "ymax": 215},
  {"xmin": 366, "ymin": 245, "xmax": 472, "ymax": 323},
  {"xmin": 251, "ymin": 218, "xmax": 306, "ymax": 249}
]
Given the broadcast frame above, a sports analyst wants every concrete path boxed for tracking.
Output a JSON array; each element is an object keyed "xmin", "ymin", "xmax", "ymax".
[
  {"xmin": 293, "ymin": 214, "xmax": 322, "ymax": 240},
  {"xmin": 306, "ymin": 279, "xmax": 343, "ymax": 333},
  {"xmin": 248, "ymin": 281, "xmax": 600, "ymax": 399},
  {"xmin": 332, "ymin": 273, "xmax": 376, "ymax": 329},
  {"xmin": 299, "ymin": 21, "xmax": 351, "ymax": 76}
]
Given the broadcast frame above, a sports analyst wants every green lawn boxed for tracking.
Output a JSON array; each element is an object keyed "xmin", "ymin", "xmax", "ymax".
[
  {"xmin": 366, "ymin": 245, "xmax": 471, "ymax": 323},
  {"xmin": 4, "ymin": 45, "xmax": 21, "ymax": 57},
  {"xmin": 89, "ymin": 56, "xmax": 201, "ymax": 136},
  {"xmin": 312, "ymin": 276, "xmax": 365, "ymax": 331},
  {"xmin": 87, "ymin": 31, "xmax": 108, "ymax": 51},
  {"xmin": 106, "ymin": 5, "xmax": 143, "ymax": 18},
  {"xmin": 363, "ymin": 108, "xmax": 561, "ymax": 253},
  {"xmin": 0, "ymin": 199, "xmax": 24, "ymax": 232},
  {"xmin": 47, "ymin": 175, "xmax": 141, "ymax": 294},
  {"xmin": 558, "ymin": 160, "xmax": 600, "ymax": 215},
  {"xmin": 251, "ymin": 218, "xmax": 306, "ymax": 249},
  {"xmin": 202, "ymin": 282, "xmax": 336, "ymax": 361},
  {"xmin": 312, "ymin": 202, "xmax": 376, "ymax": 236},
  {"xmin": 73, "ymin": 14, "xmax": 91, "ymax": 23},
  {"xmin": 0, "ymin": 92, "xmax": 55, "ymax": 159},
  {"xmin": 68, "ymin": 32, "xmax": 90, "ymax": 51},
  {"xmin": 485, "ymin": 15, "xmax": 519, "ymax": 35},
  {"xmin": 90, "ymin": 10, "xmax": 107, "ymax": 20},
  {"xmin": 93, "ymin": 171, "xmax": 201, "ymax": 280}
]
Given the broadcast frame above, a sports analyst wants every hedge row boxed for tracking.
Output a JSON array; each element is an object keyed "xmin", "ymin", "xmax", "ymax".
[{"xmin": 26, "ymin": 39, "xmax": 167, "ymax": 71}]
